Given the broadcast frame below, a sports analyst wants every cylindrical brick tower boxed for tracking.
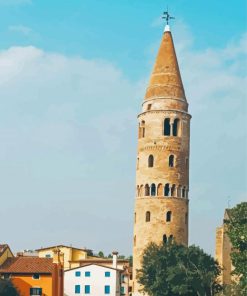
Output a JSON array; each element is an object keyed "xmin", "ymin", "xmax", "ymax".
[{"xmin": 132, "ymin": 24, "xmax": 191, "ymax": 295}]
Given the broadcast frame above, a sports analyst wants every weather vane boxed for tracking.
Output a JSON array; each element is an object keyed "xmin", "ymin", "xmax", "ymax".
[{"xmin": 162, "ymin": 8, "xmax": 175, "ymax": 25}]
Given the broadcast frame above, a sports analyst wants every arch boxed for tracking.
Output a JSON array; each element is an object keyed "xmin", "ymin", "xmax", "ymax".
[
  {"xmin": 145, "ymin": 184, "xmax": 150, "ymax": 196},
  {"xmin": 168, "ymin": 235, "xmax": 173, "ymax": 243},
  {"xmin": 148, "ymin": 155, "xmax": 154, "ymax": 167},
  {"xmin": 173, "ymin": 118, "xmax": 180, "ymax": 136},
  {"xmin": 163, "ymin": 234, "xmax": 167, "ymax": 244},
  {"xmin": 150, "ymin": 183, "xmax": 156, "ymax": 196},
  {"xmin": 166, "ymin": 211, "xmax": 172, "ymax": 222},
  {"xmin": 136, "ymin": 185, "xmax": 139, "ymax": 197},
  {"xmin": 169, "ymin": 155, "xmax": 175, "ymax": 167},
  {"xmin": 164, "ymin": 183, "xmax": 170, "ymax": 197},
  {"xmin": 139, "ymin": 120, "xmax": 145, "ymax": 138},
  {"xmin": 146, "ymin": 211, "xmax": 151, "ymax": 222},
  {"xmin": 177, "ymin": 185, "xmax": 182, "ymax": 198},
  {"xmin": 171, "ymin": 184, "xmax": 176, "ymax": 197},
  {"xmin": 182, "ymin": 186, "xmax": 186, "ymax": 198},
  {"xmin": 164, "ymin": 118, "xmax": 171, "ymax": 136},
  {"xmin": 157, "ymin": 183, "xmax": 163, "ymax": 196}
]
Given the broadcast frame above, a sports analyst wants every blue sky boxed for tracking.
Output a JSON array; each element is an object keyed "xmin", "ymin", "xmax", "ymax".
[{"xmin": 0, "ymin": 0, "xmax": 246, "ymax": 256}]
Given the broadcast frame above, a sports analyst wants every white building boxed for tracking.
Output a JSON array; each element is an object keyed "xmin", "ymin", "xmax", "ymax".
[{"xmin": 64, "ymin": 263, "xmax": 124, "ymax": 296}]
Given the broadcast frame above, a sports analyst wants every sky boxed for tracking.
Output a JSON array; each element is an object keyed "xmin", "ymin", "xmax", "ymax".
[{"xmin": 0, "ymin": 0, "xmax": 246, "ymax": 256}]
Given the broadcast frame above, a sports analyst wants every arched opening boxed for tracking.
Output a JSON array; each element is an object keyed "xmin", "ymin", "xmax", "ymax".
[
  {"xmin": 148, "ymin": 155, "xmax": 154, "ymax": 167},
  {"xmin": 150, "ymin": 183, "xmax": 156, "ymax": 196},
  {"xmin": 157, "ymin": 183, "xmax": 163, "ymax": 196},
  {"xmin": 171, "ymin": 184, "xmax": 176, "ymax": 197},
  {"xmin": 163, "ymin": 234, "xmax": 167, "ymax": 244},
  {"xmin": 168, "ymin": 235, "xmax": 173, "ymax": 243},
  {"xmin": 177, "ymin": 185, "xmax": 182, "ymax": 198},
  {"xmin": 166, "ymin": 211, "xmax": 172, "ymax": 222},
  {"xmin": 136, "ymin": 185, "xmax": 139, "ymax": 197},
  {"xmin": 164, "ymin": 118, "xmax": 171, "ymax": 136},
  {"xmin": 139, "ymin": 120, "xmax": 145, "ymax": 138},
  {"xmin": 146, "ymin": 211, "xmax": 151, "ymax": 222},
  {"xmin": 134, "ymin": 235, "xmax": 136, "ymax": 246},
  {"xmin": 164, "ymin": 183, "xmax": 170, "ymax": 197},
  {"xmin": 185, "ymin": 213, "xmax": 188, "ymax": 224},
  {"xmin": 182, "ymin": 187, "xmax": 186, "ymax": 198},
  {"xmin": 169, "ymin": 155, "xmax": 174, "ymax": 167},
  {"xmin": 139, "ymin": 185, "xmax": 143, "ymax": 197},
  {"xmin": 145, "ymin": 184, "xmax": 150, "ymax": 196},
  {"xmin": 173, "ymin": 118, "xmax": 180, "ymax": 136}
]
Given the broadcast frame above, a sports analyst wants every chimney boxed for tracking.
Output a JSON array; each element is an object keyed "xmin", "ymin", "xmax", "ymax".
[{"xmin": 112, "ymin": 251, "xmax": 118, "ymax": 269}]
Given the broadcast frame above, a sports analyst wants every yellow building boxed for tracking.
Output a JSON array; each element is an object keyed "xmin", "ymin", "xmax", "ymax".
[
  {"xmin": 0, "ymin": 244, "xmax": 14, "ymax": 266},
  {"xmin": 132, "ymin": 20, "xmax": 191, "ymax": 295}
]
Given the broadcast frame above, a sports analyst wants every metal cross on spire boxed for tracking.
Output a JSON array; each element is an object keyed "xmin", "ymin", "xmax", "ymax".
[{"xmin": 162, "ymin": 8, "xmax": 175, "ymax": 25}]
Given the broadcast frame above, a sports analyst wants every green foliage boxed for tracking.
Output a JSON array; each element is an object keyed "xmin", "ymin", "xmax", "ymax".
[
  {"xmin": 225, "ymin": 202, "xmax": 247, "ymax": 293},
  {"xmin": 0, "ymin": 279, "xmax": 19, "ymax": 296},
  {"xmin": 137, "ymin": 242, "xmax": 222, "ymax": 296},
  {"xmin": 98, "ymin": 251, "xmax": 104, "ymax": 258}
]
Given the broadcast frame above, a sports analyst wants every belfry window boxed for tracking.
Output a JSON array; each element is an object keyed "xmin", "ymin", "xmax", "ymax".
[
  {"xmin": 150, "ymin": 183, "xmax": 156, "ymax": 196},
  {"xmin": 171, "ymin": 184, "xmax": 176, "ymax": 197},
  {"xmin": 146, "ymin": 211, "xmax": 151, "ymax": 222},
  {"xmin": 168, "ymin": 235, "xmax": 173, "ymax": 243},
  {"xmin": 163, "ymin": 234, "xmax": 167, "ymax": 244},
  {"xmin": 166, "ymin": 211, "xmax": 172, "ymax": 222},
  {"xmin": 182, "ymin": 187, "xmax": 186, "ymax": 198},
  {"xmin": 169, "ymin": 155, "xmax": 174, "ymax": 167},
  {"xmin": 164, "ymin": 118, "xmax": 171, "ymax": 136},
  {"xmin": 164, "ymin": 183, "xmax": 170, "ymax": 197},
  {"xmin": 173, "ymin": 118, "xmax": 180, "ymax": 136},
  {"xmin": 145, "ymin": 184, "xmax": 150, "ymax": 196},
  {"xmin": 148, "ymin": 155, "xmax": 154, "ymax": 167}
]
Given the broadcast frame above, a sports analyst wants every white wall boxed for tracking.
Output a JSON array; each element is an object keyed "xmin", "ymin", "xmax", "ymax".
[{"xmin": 64, "ymin": 264, "xmax": 121, "ymax": 296}]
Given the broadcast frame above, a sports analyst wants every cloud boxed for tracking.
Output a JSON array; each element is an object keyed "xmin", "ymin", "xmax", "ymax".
[{"xmin": 8, "ymin": 25, "xmax": 32, "ymax": 35}]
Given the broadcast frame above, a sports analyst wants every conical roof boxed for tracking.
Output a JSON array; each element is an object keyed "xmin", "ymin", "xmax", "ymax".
[{"xmin": 145, "ymin": 26, "xmax": 186, "ymax": 101}]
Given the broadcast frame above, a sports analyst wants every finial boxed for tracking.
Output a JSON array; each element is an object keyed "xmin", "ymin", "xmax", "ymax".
[{"xmin": 162, "ymin": 7, "xmax": 175, "ymax": 32}]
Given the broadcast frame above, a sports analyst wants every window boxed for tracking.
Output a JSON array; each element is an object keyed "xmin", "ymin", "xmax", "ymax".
[
  {"xmin": 164, "ymin": 183, "xmax": 170, "ymax": 196},
  {"xmin": 185, "ymin": 158, "xmax": 189, "ymax": 169},
  {"xmin": 147, "ymin": 104, "xmax": 152, "ymax": 110},
  {"xmin": 148, "ymin": 155, "xmax": 154, "ymax": 167},
  {"xmin": 30, "ymin": 288, "xmax": 42, "ymax": 295},
  {"xmin": 150, "ymin": 183, "xmax": 156, "ymax": 196},
  {"xmin": 105, "ymin": 271, "xmax": 111, "ymax": 277},
  {"xmin": 75, "ymin": 271, "xmax": 81, "ymax": 277},
  {"xmin": 121, "ymin": 286, "xmax": 125, "ymax": 294},
  {"xmin": 185, "ymin": 213, "xmax": 188, "ymax": 224},
  {"xmin": 134, "ymin": 235, "xmax": 136, "ymax": 247},
  {"xmin": 145, "ymin": 184, "xmax": 150, "ymax": 196},
  {"xmin": 75, "ymin": 285, "xmax": 80, "ymax": 294},
  {"xmin": 146, "ymin": 211, "xmax": 151, "ymax": 222},
  {"xmin": 168, "ymin": 235, "xmax": 173, "ymax": 243},
  {"xmin": 169, "ymin": 155, "xmax": 174, "ymax": 167},
  {"xmin": 85, "ymin": 285, "xmax": 90, "ymax": 294},
  {"xmin": 157, "ymin": 183, "xmax": 163, "ymax": 196},
  {"xmin": 164, "ymin": 118, "xmax": 171, "ymax": 136},
  {"xmin": 105, "ymin": 285, "xmax": 110, "ymax": 294},
  {"xmin": 32, "ymin": 274, "xmax": 40, "ymax": 280},
  {"xmin": 182, "ymin": 187, "xmax": 186, "ymax": 198},
  {"xmin": 139, "ymin": 120, "xmax": 145, "ymax": 138},
  {"xmin": 171, "ymin": 184, "xmax": 176, "ymax": 197},
  {"xmin": 45, "ymin": 254, "xmax": 51, "ymax": 258},
  {"xmin": 85, "ymin": 271, "xmax": 91, "ymax": 277},
  {"xmin": 163, "ymin": 234, "xmax": 167, "ymax": 244},
  {"xmin": 173, "ymin": 118, "xmax": 180, "ymax": 136},
  {"xmin": 166, "ymin": 211, "xmax": 172, "ymax": 222}
]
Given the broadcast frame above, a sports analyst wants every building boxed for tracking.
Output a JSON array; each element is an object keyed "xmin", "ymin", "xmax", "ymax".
[
  {"xmin": 64, "ymin": 252, "xmax": 128, "ymax": 296},
  {"xmin": 36, "ymin": 245, "xmax": 92, "ymax": 270},
  {"xmin": 215, "ymin": 209, "xmax": 235, "ymax": 285},
  {"xmin": 0, "ymin": 244, "xmax": 14, "ymax": 265},
  {"xmin": 0, "ymin": 246, "xmax": 64, "ymax": 296},
  {"xmin": 132, "ymin": 22, "xmax": 191, "ymax": 295}
]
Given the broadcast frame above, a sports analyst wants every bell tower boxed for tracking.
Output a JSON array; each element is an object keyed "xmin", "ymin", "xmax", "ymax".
[{"xmin": 132, "ymin": 18, "xmax": 191, "ymax": 295}]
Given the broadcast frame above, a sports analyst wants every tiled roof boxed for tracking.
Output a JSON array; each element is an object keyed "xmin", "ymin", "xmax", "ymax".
[
  {"xmin": 36, "ymin": 245, "xmax": 88, "ymax": 252},
  {"xmin": 0, "ymin": 257, "xmax": 54, "ymax": 274}
]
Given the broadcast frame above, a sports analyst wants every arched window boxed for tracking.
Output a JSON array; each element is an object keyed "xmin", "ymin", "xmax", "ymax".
[
  {"xmin": 150, "ymin": 183, "xmax": 156, "ymax": 196},
  {"xmin": 177, "ymin": 185, "xmax": 182, "ymax": 198},
  {"xmin": 169, "ymin": 155, "xmax": 174, "ymax": 167},
  {"xmin": 164, "ymin": 118, "xmax": 171, "ymax": 136},
  {"xmin": 134, "ymin": 235, "xmax": 136, "ymax": 246},
  {"xmin": 163, "ymin": 234, "xmax": 167, "ymax": 244},
  {"xmin": 164, "ymin": 183, "xmax": 170, "ymax": 197},
  {"xmin": 145, "ymin": 184, "xmax": 150, "ymax": 196},
  {"xmin": 185, "ymin": 213, "xmax": 188, "ymax": 224},
  {"xmin": 148, "ymin": 155, "xmax": 154, "ymax": 167},
  {"xmin": 166, "ymin": 211, "xmax": 172, "ymax": 222},
  {"xmin": 171, "ymin": 184, "xmax": 176, "ymax": 197},
  {"xmin": 139, "ymin": 121, "xmax": 145, "ymax": 138},
  {"xmin": 146, "ymin": 211, "xmax": 151, "ymax": 222},
  {"xmin": 182, "ymin": 187, "xmax": 186, "ymax": 198},
  {"xmin": 136, "ymin": 185, "xmax": 139, "ymax": 197},
  {"xmin": 168, "ymin": 235, "xmax": 173, "ymax": 243},
  {"xmin": 139, "ymin": 185, "xmax": 143, "ymax": 197},
  {"xmin": 157, "ymin": 183, "xmax": 163, "ymax": 196},
  {"xmin": 173, "ymin": 118, "xmax": 180, "ymax": 136}
]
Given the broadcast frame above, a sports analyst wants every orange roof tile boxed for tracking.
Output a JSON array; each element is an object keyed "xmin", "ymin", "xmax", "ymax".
[{"xmin": 0, "ymin": 257, "xmax": 54, "ymax": 274}]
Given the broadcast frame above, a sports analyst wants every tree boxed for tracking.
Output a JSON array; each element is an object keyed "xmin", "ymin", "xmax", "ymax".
[
  {"xmin": 137, "ymin": 242, "xmax": 222, "ymax": 296},
  {"xmin": 225, "ymin": 202, "xmax": 247, "ymax": 293},
  {"xmin": 0, "ymin": 279, "xmax": 19, "ymax": 296},
  {"xmin": 98, "ymin": 251, "xmax": 104, "ymax": 258}
]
